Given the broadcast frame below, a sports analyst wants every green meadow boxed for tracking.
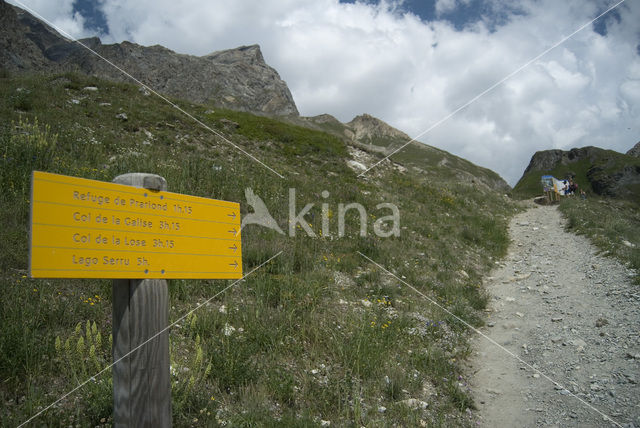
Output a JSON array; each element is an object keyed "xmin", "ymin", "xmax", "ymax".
[{"xmin": 1, "ymin": 72, "xmax": 518, "ymax": 427}]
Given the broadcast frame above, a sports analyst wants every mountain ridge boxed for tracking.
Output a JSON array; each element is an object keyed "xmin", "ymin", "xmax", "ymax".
[
  {"xmin": 627, "ymin": 141, "xmax": 640, "ymax": 157},
  {"xmin": 290, "ymin": 113, "xmax": 511, "ymax": 192},
  {"xmin": 1, "ymin": 0, "xmax": 510, "ymax": 192},
  {"xmin": 0, "ymin": 0, "xmax": 298, "ymax": 116},
  {"xmin": 514, "ymin": 145, "xmax": 640, "ymax": 199}
]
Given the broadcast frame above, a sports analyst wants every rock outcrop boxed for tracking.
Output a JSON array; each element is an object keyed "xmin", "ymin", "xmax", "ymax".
[
  {"xmin": 588, "ymin": 163, "xmax": 640, "ymax": 197},
  {"xmin": 346, "ymin": 114, "xmax": 411, "ymax": 144},
  {"xmin": 0, "ymin": 0, "xmax": 298, "ymax": 116},
  {"xmin": 345, "ymin": 114, "xmax": 511, "ymax": 192},
  {"xmin": 627, "ymin": 141, "xmax": 640, "ymax": 158},
  {"xmin": 522, "ymin": 147, "xmax": 603, "ymax": 175}
]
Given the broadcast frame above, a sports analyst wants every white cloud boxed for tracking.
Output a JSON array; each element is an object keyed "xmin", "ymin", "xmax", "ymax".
[
  {"xmin": 435, "ymin": 0, "xmax": 473, "ymax": 17},
  {"xmin": 435, "ymin": 0, "xmax": 457, "ymax": 15},
  {"xmin": 6, "ymin": 0, "xmax": 640, "ymax": 185}
]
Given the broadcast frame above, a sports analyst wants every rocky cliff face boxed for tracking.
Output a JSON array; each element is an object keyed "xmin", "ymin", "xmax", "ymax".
[
  {"xmin": 53, "ymin": 40, "xmax": 299, "ymax": 116},
  {"xmin": 0, "ymin": 0, "xmax": 55, "ymax": 71},
  {"xmin": 522, "ymin": 147, "xmax": 603, "ymax": 175},
  {"xmin": 0, "ymin": 1, "xmax": 298, "ymax": 116},
  {"xmin": 587, "ymin": 163, "xmax": 640, "ymax": 197}
]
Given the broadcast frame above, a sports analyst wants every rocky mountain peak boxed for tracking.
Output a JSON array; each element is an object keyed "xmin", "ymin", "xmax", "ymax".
[
  {"xmin": 205, "ymin": 44, "xmax": 265, "ymax": 65},
  {"xmin": 346, "ymin": 113, "xmax": 411, "ymax": 144},
  {"xmin": 0, "ymin": 0, "xmax": 299, "ymax": 116}
]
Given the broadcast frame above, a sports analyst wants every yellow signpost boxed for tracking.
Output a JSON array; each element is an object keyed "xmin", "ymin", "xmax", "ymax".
[{"xmin": 30, "ymin": 171, "xmax": 242, "ymax": 279}]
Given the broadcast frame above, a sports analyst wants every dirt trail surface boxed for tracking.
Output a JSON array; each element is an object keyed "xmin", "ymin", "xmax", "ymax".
[{"xmin": 470, "ymin": 204, "xmax": 639, "ymax": 427}]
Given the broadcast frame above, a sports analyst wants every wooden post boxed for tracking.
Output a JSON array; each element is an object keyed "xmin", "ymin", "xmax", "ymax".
[{"xmin": 112, "ymin": 173, "xmax": 171, "ymax": 428}]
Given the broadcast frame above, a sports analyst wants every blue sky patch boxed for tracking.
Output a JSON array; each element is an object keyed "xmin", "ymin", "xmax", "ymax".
[
  {"xmin": 72, "ymin": 0, "xmax": 108, "ymax": 34},
  {"xmin": 338, "ymin": 0, "xmax": 526, "ymax": 32}
]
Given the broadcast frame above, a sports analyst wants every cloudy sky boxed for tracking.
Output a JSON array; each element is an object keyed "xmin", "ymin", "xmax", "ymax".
[{"xmin": 8, "ymin": 0, "xmax": 640, "ymax": 184}]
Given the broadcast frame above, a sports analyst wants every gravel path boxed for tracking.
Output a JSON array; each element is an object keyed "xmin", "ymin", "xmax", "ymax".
[{"xmin": 470, "ymin": 204, "xmax": 639, "ymax": 428}]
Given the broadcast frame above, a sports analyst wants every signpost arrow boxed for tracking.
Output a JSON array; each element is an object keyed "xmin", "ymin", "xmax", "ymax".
[
  {"xmin": 229, "ymin": 260, "xmax": 239, "ymax": 268},
  {"xmin": 227, "ymin": 212, "xmax": 237, "ymax": 220},
  {"xmin": 30, "ymin": 171, "xmax": 243, "ymax": 279}
]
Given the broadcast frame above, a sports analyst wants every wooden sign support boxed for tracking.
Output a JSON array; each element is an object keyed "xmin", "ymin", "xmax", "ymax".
[
  {"xmin": 112, "ymin": 173, "xmax": 171, "ymax": 428},
  {"xmin": 30, "ymin": 170, "xmax": 242, "ymax": 426}
]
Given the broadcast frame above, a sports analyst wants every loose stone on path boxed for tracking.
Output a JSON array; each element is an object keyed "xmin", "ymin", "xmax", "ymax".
[{"xmin": 470, "ymin": 203, "xmax": 640, "ymax": 428}]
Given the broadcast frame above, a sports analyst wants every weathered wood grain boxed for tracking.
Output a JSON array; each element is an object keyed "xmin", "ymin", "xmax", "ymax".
[{"xmin": 112, "ymin": 173, "xmax": 171, "ymax": 427}]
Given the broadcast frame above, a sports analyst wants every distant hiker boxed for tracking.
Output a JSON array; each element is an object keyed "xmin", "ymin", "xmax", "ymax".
[
  {"xmin": 580, "ymin": 190, "xmax": 587, "ymax": 200},
  {"xmin": 570, "ymin": 181, "xmax": 578, "ymax": 195}
]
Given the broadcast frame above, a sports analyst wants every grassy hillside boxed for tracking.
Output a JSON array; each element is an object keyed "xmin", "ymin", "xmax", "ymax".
[
  {"xmin": 559, "ymin": 197, "xmax": 639, "ymax": 285},
  {"xmin": 293, "ymin": 114, "xmax": 511, "ymax": 193},
  {"xmin": 1, "ymin": 72, "xmax": 518, "ymax": 426},
  {"xmin": 513, "ymin": 148, "xmax": 640, "ymax": 200},
  {"xmin": 513, "ymin": 157, "xmax": 595, "ymax": 198},
  {"xmin": 392, "ymin": 142, "xmax": 510, "ymax": 191}
]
